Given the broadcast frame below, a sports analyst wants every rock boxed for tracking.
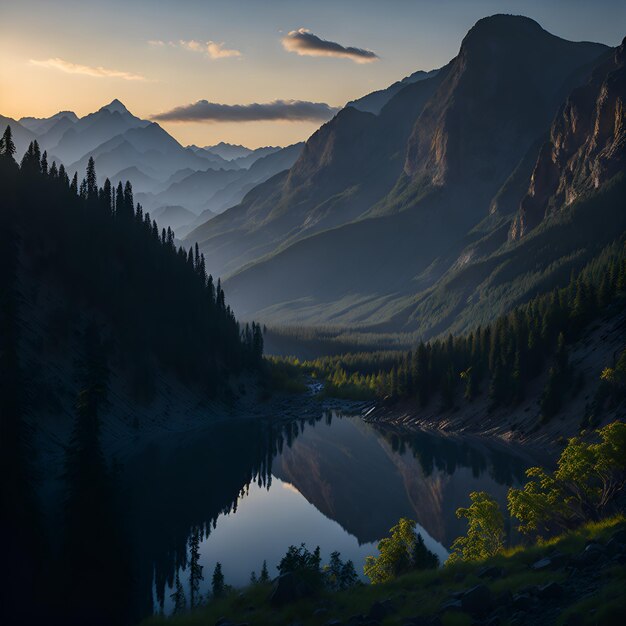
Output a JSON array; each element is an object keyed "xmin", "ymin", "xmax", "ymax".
[
  {"xmin": 484, "ymin": 616, "xmax": 501, "ymax": 626},
  {"xmin": 313, "ymin": 608, "xmax": 329, "ymax": 617},
  {"xmin": 269, "ymin": 572, "xmax": 314, "ymax": 607},
  {"xmin": 215, "ymin": 618, "xmax": 232, "ymax": 626},
  {"xmin": 585, "ymin": 541, "xmax": 605, "ymax": 553},
  {"xmin": 440, "ymin": 599, "xmax": 463, "ymax": 613},
  {"xmin": 606, "ymin": 536, "xmax": 626, "ymax": 552},
  {"xmin": 510, "ymin": 612, "xmax": 527, "ymax": 626},
  {"xmin": 493, "ymin": 590, "xmax": 513, "ymax": 609},
  {"xmin": 537, "ymin": 581, "xmax": 564, "ymax": 600},
  {"xmin": 367, "ymin": 599, "xmax": 395, "ymax": 622},
  {"xmin": 346, "ymin": 615, "xmax": 366, "ymax": 626},
  {"xmin": 573, "ymin": 545, "xmax": 603, "ymax": 567},
  {"xmin": 609, "ymin": 528, "xmax": 626, "ymax": 545},
  {"xmin": 545, "ymin": 551, "xmax": 569, "ymax": 567},
  {"xmin": 404, "ymin": 618, "xmax": 442, "ymax": 626},
  {"xmin": 531, "ymin": 557, "xmax": 552, "ymax": 570},
  {"xmin": 511, "ymin": 593, "xmax": 532, "ymax": 611},
  {"xmin": 478, "ymin": 565, "xmax": 503, "ymax": 579},
  {"xmin": 612, "ymin": 552, "xmax": 626, "ymax": 565},
  {"xmin": 325, "ymin": 620, "xmax": 343, "ymax": 626},
  {"xmin": 460, "ymin": 584, "xmax": 492, "ymax": 616}
]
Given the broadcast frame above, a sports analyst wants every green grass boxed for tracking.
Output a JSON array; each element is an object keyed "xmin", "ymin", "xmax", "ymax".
[{"xmin": 142, "ymin": 516, "xmax": 625, "ymax": 626}]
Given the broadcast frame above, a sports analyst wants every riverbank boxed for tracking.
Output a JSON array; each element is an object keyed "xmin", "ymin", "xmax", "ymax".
[{"xmin": 141, "ymin": 516, "xmax": 626, "ymax": 626}]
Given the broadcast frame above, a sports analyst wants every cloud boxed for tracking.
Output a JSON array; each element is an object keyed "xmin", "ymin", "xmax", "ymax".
[
  {"xmin": 282, "ymin": 28, "xmax": 378, "ymax": 63},
  {"xmin": 151, "ymin": 99, "xmax": 339, "ymax": 123},
  {"xmin": 149, "ymin": 39, "xmax": 241, "ymax": 59},
  {"xmin": 180, "ymin": 39, "xmax": 242, "ymax": 59},
  {"xmin": 30, "ymin": 57, "xmax": 146, "ymax": 81}
]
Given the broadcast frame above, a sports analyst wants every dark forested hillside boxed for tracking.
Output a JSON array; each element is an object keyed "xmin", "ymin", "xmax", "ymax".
[
  {"xmin": 0, "ymin": 135, "xmax": 262, "ymax": 397},
  {"xmin": 0, "ymin": 131, "xmax": 264, "ymax": 626}
]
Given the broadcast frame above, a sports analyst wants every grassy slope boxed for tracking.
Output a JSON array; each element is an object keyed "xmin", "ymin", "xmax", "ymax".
[{"xmin": 142, "ymin": 517, "xmax": 625, "ymax": 626}]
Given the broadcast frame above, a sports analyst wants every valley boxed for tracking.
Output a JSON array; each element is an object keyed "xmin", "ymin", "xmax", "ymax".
[{"xmin": 1, "ymin": 6, "xmax": 625, "ymax": 626}]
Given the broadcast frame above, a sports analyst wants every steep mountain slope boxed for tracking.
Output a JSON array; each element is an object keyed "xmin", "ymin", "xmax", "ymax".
[
  {"xmin": 512, "ymin": 37, "xmax": 626, "ymax": 238},
  {"xmin": 187, "ymin": 67, "xmax": 443, "ymax": 277},
  {"xmin": 213, "ymin": 16, "xmax": 610, "ymax": 327},
  {"xmin": 347, "ymin": 69, "xmax": 439, "ymax": 115},
  {"xmin": 200, "ymin": 142, "xmax": 304, "ymax": 214}
]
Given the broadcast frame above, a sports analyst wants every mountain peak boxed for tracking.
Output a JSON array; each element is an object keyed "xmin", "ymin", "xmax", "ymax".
[
  {"xmin": 100, "ymin": 99, "xmax": 130, "ymax": 115},
  {"xmin": 460, "ymin": 14, "xmax": 547, "ymax": 54}
]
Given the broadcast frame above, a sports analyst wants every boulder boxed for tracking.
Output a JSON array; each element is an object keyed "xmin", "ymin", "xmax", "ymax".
[
  {"xmin": 325, "ymin": 620, "xmax": 343, "ymax": 626},
  {"xmin": 511, "ymin": 593, "xmax": 532, "ymax": 611},
  {"xmin": 367, "ymin": 599, "xmax": 395, "ymax": 622},
  {"xmin": 609, "ymin": 528, "xmax": 626, "ymax": 545},
  {"xmin": 269, "ymin": 572, "xmax": 314, "ymax": 607},
  {"xmin": 460, "ymin": 584, "xmax": 492, "ymax": 616},
  {"xmin": 478, "ymin": 565, "xmax": 504, "ymax": 579},
  {"xmin": 215, "ymin": 618, "xmax": 232, "ymax": 626},
  {"xmin": 440, "ymin": 599, "xmax": 462, "ymax": 612},
  {"xmin": 537, "ymin": 582, "xmax": 564, "ymax": 600},
  {"xmin": 531, "ymin": 557, "xmax": 552, "ymax": 570}
]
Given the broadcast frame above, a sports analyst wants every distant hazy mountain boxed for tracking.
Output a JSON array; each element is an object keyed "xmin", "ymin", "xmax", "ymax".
[
  {"xmin": 229, "ymin": 146, "xmax": 281, "ymax": 168},
  {"xmin": 202, "ymin": 142, "xmax": 253, "ymax": 161},
  {"xmin": 347, "ymin": 69, "xmax": 439, "ymax": 115},
  {"xmin": 111, "ymin": 166, "xmax": 160, "ymax": 193},
  {"xmin": 138, "ymin": 142, "xmax": 303, "ymax": 234},
  {"xmin": 19, "ymin": 110, "xmax": 78, "ymax": 134},
  {"xmin": 47, "ymin": 100, "xmax": 149, "ymax": 163},
  {"xmin": 184, "ymin": 15, "xmax": 615, "ymax": 336},
  {"xmin": 151, "ymin": 204, "xmax": 201, "ymax": 232}
]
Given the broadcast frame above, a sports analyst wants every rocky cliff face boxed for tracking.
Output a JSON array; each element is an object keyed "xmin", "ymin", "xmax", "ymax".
[
  {"xmin": 511, "ymin": 38, "xmax": 625, "ymax": 239},
  {"xmin": 404, "ymin": 15, "xmax": 607, "ymax": 197}
]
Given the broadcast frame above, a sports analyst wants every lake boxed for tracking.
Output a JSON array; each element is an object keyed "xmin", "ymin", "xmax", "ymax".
[{"xmin": 145, "ymin": 412, "xmax": 534, "ymax": 616}]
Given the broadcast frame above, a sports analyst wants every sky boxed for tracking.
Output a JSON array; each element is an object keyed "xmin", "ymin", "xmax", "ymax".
[{"xmin": 1, "ymin": 0, "xmax": 624, "ymax": 148}]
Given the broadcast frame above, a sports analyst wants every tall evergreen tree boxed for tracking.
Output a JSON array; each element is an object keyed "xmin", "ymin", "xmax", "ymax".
[
  {"xmin": 211, "ymin": 562, "xmax": 225, "ymax": 598},
  {"xmin": 0, "ymin": 125, "xmax": 16, "ymax": 160},
  {"xmin": 188, "ymin": 529, "xmax": 204, "ymax": 609}
]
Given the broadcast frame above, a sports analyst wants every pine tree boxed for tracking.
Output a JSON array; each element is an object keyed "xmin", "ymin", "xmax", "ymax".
[
  {"xmin": 188, "ymin": 529, "xmax": 204, "ymax": 609},
  {"xmin": 40, "ymin": 150, "xmax": 48, "ymax": 176},
  {"xmin": 115, "ymin": 182, "xmax": 124, "ymax": 216},
  {"xmin": 259, "ymin": 560, "xmax": 270, "ymax": 583},
  {"xmin": 123, "ymin": 181, "xmax": 134, "ymax": 216},
  {"xmin": 170, "ymin": 571, "xmax": 186, "ymax": 614},
  {"xmin": 211, "ymin": 562, "xmax": 225, "ymax": 598},
  {"xmin": 86, "ymin": 157, "xmax": 97, "ymax": 200},
  {"xmin": 1, "ymin": 125, "xmax": 16, "ymax": 160}
]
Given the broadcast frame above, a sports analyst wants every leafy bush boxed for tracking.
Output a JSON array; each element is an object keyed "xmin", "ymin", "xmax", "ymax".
[
  {"xmin": 364, "ymin": 518, "xmax": 438, "ymax": 583},
  {"xmin": 508, "ymin": 421, "xmax": 626, "ymax": 536},
  {"xmin": 447, "ymin": 491, "xmax": 505, "ymax": 563}
]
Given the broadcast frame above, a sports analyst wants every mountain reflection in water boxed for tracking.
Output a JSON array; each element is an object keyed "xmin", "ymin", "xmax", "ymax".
[{"xmin": 157, "ymin": 413, "xmax": 532, "ymax": 615}]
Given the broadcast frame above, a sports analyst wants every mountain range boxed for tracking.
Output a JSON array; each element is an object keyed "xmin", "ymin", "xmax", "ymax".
[
  {"xmin": 1, "ymin": 100, "xmax": 303, "ymax": 236},
  {"xmin": 180, "ymin": 15, "xmax": 624, "ymax": 340}
]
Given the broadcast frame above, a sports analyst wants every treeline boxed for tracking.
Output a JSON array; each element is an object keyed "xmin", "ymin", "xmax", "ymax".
[
  {"xmin": 299, "ymin": 236, "xmax": 626, "ymax": 420},
  {"xmin": 0, "ymin": 127, "xmax": 263, "ymax": 399}
]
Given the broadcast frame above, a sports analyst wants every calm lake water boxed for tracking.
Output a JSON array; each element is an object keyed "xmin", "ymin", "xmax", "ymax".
[{"xmin": 150, "ymin": 412, "xmax": 533, "ymax": 615}]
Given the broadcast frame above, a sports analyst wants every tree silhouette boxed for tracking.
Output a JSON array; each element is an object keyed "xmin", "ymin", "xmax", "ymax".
[
  {"xmin": 211, "ymin": 562, "xmax": 225, "ymax": 598},
  {"xmin": 0, "ymin": 125, "xmax": 16, "ymax": 159},
  {"xmin": 188, "ymin": 529, "xmax": 204, "ymax": 609}
]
